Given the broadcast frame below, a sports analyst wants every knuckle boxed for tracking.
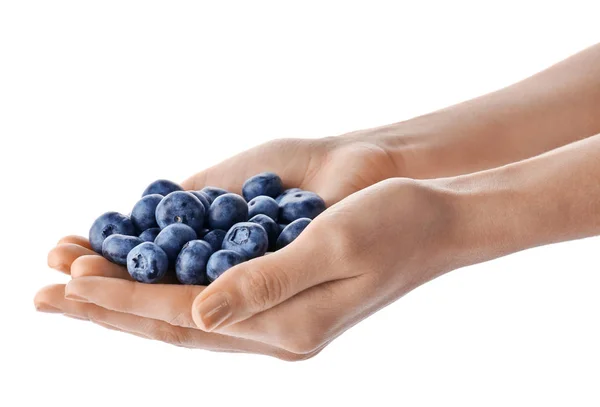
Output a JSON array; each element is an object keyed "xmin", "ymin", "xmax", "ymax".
[
  {"xmin": 239, "ymin": 266, "xmax": 288, "ymax": 310},
  {"xmin": 167, "ymin": 311, "xmax": 193, "ymax": 328},
  {"xmin": 318, "ymin": 219, "xmax": 360, "ymax": 261}
]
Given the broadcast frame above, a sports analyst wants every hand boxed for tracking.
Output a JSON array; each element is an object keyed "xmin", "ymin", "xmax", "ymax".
[
  {"xmin": 37, "ymin": 178, "xmax": 457, "ymax": 357},
  {"xmin": 35, "ymin": 134, "xmax": 404, "ymax": 359}
]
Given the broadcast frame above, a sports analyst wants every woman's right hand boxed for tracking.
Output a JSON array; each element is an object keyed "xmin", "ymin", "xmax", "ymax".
[{"xmin": 36, "ymin": 133, "xmax": 406, "ymax": 359}]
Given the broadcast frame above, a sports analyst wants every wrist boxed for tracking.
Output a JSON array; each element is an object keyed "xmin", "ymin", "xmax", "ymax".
[
  {"xmin": 353, "ymin": 108, "xmax": 502, "ymax": 180},
  {"xmin": 427, "ymin": 134, "xmax": 600, "ymax": 269}
]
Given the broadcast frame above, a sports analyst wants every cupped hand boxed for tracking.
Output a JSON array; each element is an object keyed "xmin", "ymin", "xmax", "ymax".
[
  {"xmin": 36, "ymin": 136, "xmax": 403, "ymax": 359},
  {"xmin": 38, "ymin": 177, "xmax": 458, "ymax": 358}
]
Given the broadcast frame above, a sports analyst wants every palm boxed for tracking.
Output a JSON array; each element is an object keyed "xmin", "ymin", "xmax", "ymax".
[
  {"xmin": 182, "ymin": 137, "xmax": 399, "ymax": 205},
  {"xmin": 35, "ymin": 136, "xmax": 401, "ymax": 359}
]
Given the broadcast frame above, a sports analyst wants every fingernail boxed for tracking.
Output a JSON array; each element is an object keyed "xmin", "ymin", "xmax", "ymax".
[
  {"xmin": 64, "ymin": 292, "xmax": 89, "ymax": 303},
  {"xmin": 35, "ymin": 302, "xmax": 61, "ymax": 313},
  {"xmin": 64, "ymin": 313, "xmax": 87, "ymax": 321},
  {"xmin": 195, "ymin": 292, "xmax": 232, "ymax": 331}
]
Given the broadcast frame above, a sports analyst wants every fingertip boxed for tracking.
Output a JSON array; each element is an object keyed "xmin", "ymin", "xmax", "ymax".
[
  {"xmin": 57, "ymin": 235, "xmax": 93, "ymax": 250},
  {"xmin": 48, "ymin": 243, "xmax": 96, "ymax": 274},
  {"xmin": 71, "ymin": 255, "xmax": 132, "ymax": 280},
  {"xmin": 34, "ymin": 284, "xmax": 66, "ymax": 312},
  {"xmin": 47, "ymin": 247, "xmax": 69, "ymax": 274}
]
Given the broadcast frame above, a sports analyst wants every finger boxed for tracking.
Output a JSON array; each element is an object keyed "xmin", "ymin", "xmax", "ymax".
[
  {"xmin": 180, "ymin": 138, "xmax": 318, "ymax": 192},
  {"xmin": 57, "ymin": 235, "xmax": 93, "ymax": 250},
  {"xmin": 70, "ymin": 255, "xmax": 133, "ymax": 280},
  {"xmin": 34, "ymin": 284, "xmax": 304, "ymax": 360},
  {"xmin": 47, "ymin": 244, "xmax": 98, "ymax": 274},
  {"xmin": 64, "ymin": 277, "xmax": 204, "ymax": 328},
  {"xmin": 200, "ymin": 274, "xmax": 380, "ymax": 354},
  {"xmin": 190, "ymin": 221, "xmax": 359, "ymax": 332}
]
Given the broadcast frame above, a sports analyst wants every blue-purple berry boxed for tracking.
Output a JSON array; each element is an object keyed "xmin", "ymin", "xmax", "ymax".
[
  {"xmin": 276, "ymin": 218, "xmax": 311, "ymax": 250},
  {"xmin": 127, "ymin": 242, "xmax": 169, "ymax": 283},
  {"xmin": 131, "ymin": 194, "xmax": 163, "ymax": 231},
  {"xmin": 102, "ymin": 234, "xmax": 144, "ymax": 265},
  {"xmin": 89, "ymin": 212, "xmax": 137, "ymax": 253},
  {"xmin": 206, "ymin": 250, "xmax": 246, "ymax": 283},
  {"xmin": 222, "ymin": 222, "xmax": 268, "ymax": 259},
  {"xmin": 155, "ymin": 191, "xmax": 205, "ymax": 233},
  {"xmin": 142, "ymin": 179, "xmax": 183, "ymax": 197},
  {"xmin": 248, "ymin": 195, "xmax": 279, "ymax": 221},
  {"xmin": 175, "ymin": 240, "xmax": 213, "ymax": 285},
  {"xmin": 242, "ymin": 172, "xmax": 284, "ymax": 201},
  {"xmin": 207, "ymin": 193, "xmax": 248, "ymax": 231}
]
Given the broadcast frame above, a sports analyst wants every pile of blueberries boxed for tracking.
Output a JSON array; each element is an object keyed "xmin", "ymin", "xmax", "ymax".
[{"xmin": 89, "ymin": 172, "xmax": 325, "ymax": 284}]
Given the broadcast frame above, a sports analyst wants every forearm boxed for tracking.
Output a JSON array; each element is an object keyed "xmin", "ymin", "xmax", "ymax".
[
  {"xmin": 375, "ymin": 43, "xmax": 600, "ymax": 179},
  {"xmin": 436, "ymin": 132, "xmax": 600, "ymax": 269}
]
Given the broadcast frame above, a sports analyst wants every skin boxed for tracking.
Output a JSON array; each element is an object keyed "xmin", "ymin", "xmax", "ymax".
[{"xmin": 35, "ymin": 44, "xmax": 600, "ymax": 360}]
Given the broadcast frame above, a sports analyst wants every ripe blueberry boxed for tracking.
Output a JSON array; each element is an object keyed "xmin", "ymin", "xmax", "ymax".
[
  {"xmin": 127, "ymin": 242, "xmax": 169, "ymax": 283},
  {"xmin": 222, "ymin": 222, "xmax": 268, "ymax": 259},
  {"xmin": 249, "ymin": 214, "xmax": 280, "ymax": 252},
  {"xmin": 275, "ymin": 188, "xmax": 303, "ymax": 204},
  {"xmin": 202, "ymin": 229, "xmax": 227, "ymax": 252},
  {"xmin": 201, "ymin": 186, "xmax": 229, "ymax": 202},
  {"xmin": 155, "ymin": 191, "xmax": 205, "ymax": 233},
  {"xmin": 131, "ymin": 194, "xmax": 163, "ymax": 231},
  {"xmin": 276, "ymin": 218, "xmax": 311, "ymax": 250},
  {"xmin": 175, "ymin": 240, "xmax": 213, "ymax": 285},
  {"xmin": 207, "ymin": 193, "xmax": 248, "ymax": 231},
  {"xmin": 154, "ymin": 223, "xmax": 198, "ymax": 265},
  {"xmin": 278, "ymin": 191, "xmax": 325, "ymax": 223},
  {"xmin": 248, "ymin": 195, "xmax": 279, "ymax": 221},
  {"xmin": 190, "ymin": 191, "xmax": 211, "ymax": 214},
  {"xmin": 206, "ymin": 250, "xmax": 246, "ymax": 283},
  {"xmin": 139, "ymin": 227, "xmax": 161, "ymax": 242},
  {"xmin": 142, "ymin": 179, "xmax": 183, "ymax": 197},
  {"xmin": 242, "ymin": 172, "xmax": 284, "ymax": 201},
  {"xmin": 89, "ymin": 211, "xmax": 137, "ymax": 253},
  {"xmin": 102, "ymin": 234, "xmax": 144, "ymax": 265}
]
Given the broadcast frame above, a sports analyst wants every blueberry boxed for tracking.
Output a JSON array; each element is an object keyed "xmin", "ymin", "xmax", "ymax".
[
  {"xmin": 175, "ymin": 240, "xmax": 213, "ymax": 285},
  {"xmin": 276, "ymin": 218, "xmax": 311, "ymax": 250},
  {"xmin": 206, "ymin": 250, "xmax": 246, "ymax": 283},
  {"xmin": 242, "ymin": 172, "xmax": 284, "ymax": 201},
  {"xmin": 126, "ymin": 242, "xmax": 169, "ymax": 283},
  {"xmin": 154, "ymin": 223, "xmax": 198, "ymax": 265},
  {"xmin": 197, "ymin": 228, "xmax": 210, "ymax": 238},
  {"xmin": 139, "ymin": 227, "xmax": 161, "ymax": 242},
  {"xmin": 142, "ymin": 179, "xmax": 183, "ymax": 197},
  {"xmin": 249, "ymin": 214, "xmax": 280, "ymax": 251},
  {"xmin": 102, "ymin": 234, "xmax": 144, "ymax": 265},
  {"xmin": 131, "ymin": 194, "xmax": 163, "ymax": 231},
  {"xmin": 155, "ymin": 191, "xmax": 205, "ymax": 233},
  {"xmin": 279, "ymin": 191, "xmax": 325, "ymax": 223},
  {"xmin": 201, "ymin": 186, "xmax": 229, "ymax": 202},
  {"xmin": 202, "ymin": 229, "xmax": 227, "ymax": 252},
  {"xmin": 222, "ymin": 222, "xmax": 268, "ymax": 259},
  {"xmin": 89, "ymin": 212, "xmax": 137, "ymax": 253},
  {"xmin": 190, "ymin": 191, "xmax": 211, "ymax": 214},
  {"xmin": 278, "ymin": 223, "xmax": 288, "ymax": 234},
  {"xmin": 248, "ymin": 195, "xmax": 279, "ymax": 221},
  {"xmin": 275, "ymin": 188, "xmax": 303, "ymax": 204},
  {"xmin": 207, "ymin": 193, "xmax": 248, "ymax": 231}
]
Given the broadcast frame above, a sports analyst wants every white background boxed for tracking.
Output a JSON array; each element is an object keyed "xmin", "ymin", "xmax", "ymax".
[{"xmin": 1, "ymin": 1, "xmax": 599, "ymax": 406}]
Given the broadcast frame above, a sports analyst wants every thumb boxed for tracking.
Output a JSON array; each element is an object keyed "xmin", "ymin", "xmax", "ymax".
[{"xmin": 191, "ymin": 227, "xmax": 345, "ymax": 332}]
